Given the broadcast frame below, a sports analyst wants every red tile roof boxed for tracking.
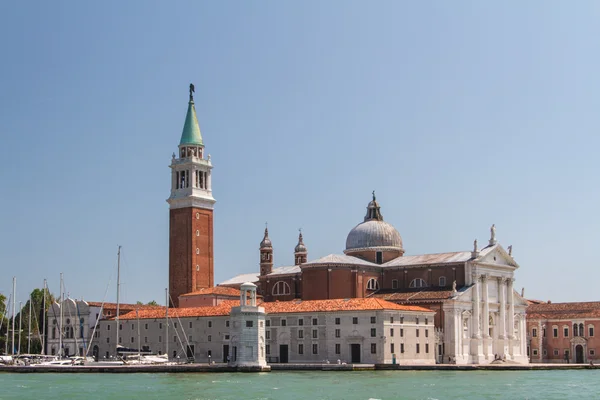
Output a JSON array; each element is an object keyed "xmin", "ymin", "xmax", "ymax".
[
  {"xmin": 372, "ymin": 290, "xmax": 455, "ymax": 303},
  {"xmin": 114, "ymin": 298, "xmax": 433, "ymax": 320},
  {"xmin": 179, "ymin": 287, "xmax": 242, "ymax": 297},
  {"xmin": 527, "ymin": 302, "xmax": 600, "ymax": 319},
  {"xmin": 86, "ymin": 301, "xmax": 164, "ymax": 311}
]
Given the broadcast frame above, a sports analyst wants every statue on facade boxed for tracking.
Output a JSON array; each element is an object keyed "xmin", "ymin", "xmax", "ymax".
[
  {"xmin": 473, "ymin": 239, "xmax": 478, "ymax": 252},
  {"xmin": 452, "ymin": 280, "xmax": 457, "ymax": 293},
  {"xmin": 507, "ymin": 245, "xmax": 513, "ymax": 256},
  {"xmin": 490, "ymin": 224, "xmax": 496, "ymax": 241}
]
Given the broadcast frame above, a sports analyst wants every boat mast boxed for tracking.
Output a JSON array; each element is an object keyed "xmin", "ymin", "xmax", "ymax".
[
  {"xmin": 41, "ymin": 279, "xmax": 47, "ymax": 355},
  {"xmin": 136, "ymin": 307, "xmax": 141, "ymax": 360},
  {"xmin": 28, "ymin": 294, "xmax": 32, "ymax": 354},
  {"xmin": 59, "ymin": 273, "xmax": 63, "ymax": 358},
  {"xmin": 17, "ymin": 301, "xmax": 22, "ymax": 355},
  {"xmin": 115, "ymin": 245, "xmax": 121, "ymax": 358},
  {"xmin": 11, "ymin": 276, "xmax": 16, "ymax": 356},
  {"xmin": 165, "ymin": 288, "xmax": 168, "ymax": 360},
  {"xmin": 4, "ymin": 293, "xmax": 10, "ymax": 355}
]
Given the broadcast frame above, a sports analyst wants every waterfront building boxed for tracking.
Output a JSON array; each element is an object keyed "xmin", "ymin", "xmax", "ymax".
[
  {"xmin": 526, "ymin": 301, "xmax": 600, "ymax": 364},
  {"xmin": 91, "ymin": 295, "xmax": 435, "ymax": 365},
  {"xmin": 220, "ymin": 197, "xmax": 529, "ymax": 364}
]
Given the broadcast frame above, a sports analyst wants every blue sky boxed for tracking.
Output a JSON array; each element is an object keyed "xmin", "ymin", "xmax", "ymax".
[{"xmin": 1, "ymin": 1, "xmax": 599, "ymax": 307}]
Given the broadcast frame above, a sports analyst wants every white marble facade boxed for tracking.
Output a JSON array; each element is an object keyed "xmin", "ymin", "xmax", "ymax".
[{"xmin": 442, "ymin": 244, "xmax": 529, "ymax": 364}]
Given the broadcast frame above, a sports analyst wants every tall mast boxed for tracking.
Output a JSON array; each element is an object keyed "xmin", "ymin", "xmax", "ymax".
[
  {"xmin": 59, "ymin": 273, "xmax": 63, "ymax": 358},
  {"xmin": 11, "ymin": 277, "xmax": 16, "ymax": 356},
  {"xmin": 4, "ymin": 294, "xmax": 10, "ymax": 355},
  {"xmin": 28, "ymin": 294, "xmax": 32, "ymax": 354},
  {"xmin": 115, "ymin": 245, "xmax": 121, "ymax": 358},
  {"xmin": 165, "ymin": 288, "xmax": 168, "ymax": 360},
  {"xmin": 17, "ymin": 301, "xmax": 22, "ymax": 355},
  {"xmin": 136, "ymin": 307, "xmax": 141, "ymax": 360},
  {"xmin": 41, "ymin": 279, "xmax": 47, "ymax": 355}
]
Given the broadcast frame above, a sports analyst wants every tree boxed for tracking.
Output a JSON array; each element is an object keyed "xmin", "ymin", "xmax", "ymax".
[
  {"xmin": 8, "ymin": 288, "xmax": 55, "ymax": 355},
  {"xmin": 0, "ymin": 293, "xmax": 7, "ymax": 354},
  {"xmin": 146, "ymin": 300, "xmax": 158, "ymax": 306}
]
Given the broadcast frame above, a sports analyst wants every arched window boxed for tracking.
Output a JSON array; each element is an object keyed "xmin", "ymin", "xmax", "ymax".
[
  {"xmin": 366, "ymin": 278, "xmax": 380, "ymax": 291},
  {"xmin": 439, "ymin": 276, "xmax": 446, "ymax": 287},
  {"xmin": 580, "ymin": 323, "xmax": 584, "ymax": 336},
  {"xmin": 409, "ymin": 278, "xmax": 427, "ymax": 288},
  {"xmin": 573, "ymin": 323, "xmax": 578, "ymax": 337},
  {"xmin": 272, "ymin": 281, "xmax": 291, "ymax": 296}
]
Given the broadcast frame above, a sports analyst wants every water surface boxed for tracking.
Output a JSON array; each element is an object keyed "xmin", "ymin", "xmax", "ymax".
[{"xmin": 0, "ymin": 370, "xmax": 597, "ymax": 400}]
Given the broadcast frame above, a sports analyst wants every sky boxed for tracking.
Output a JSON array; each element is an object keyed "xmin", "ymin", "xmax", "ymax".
[{"xmin": 1, "ymin": 1, "xmax": 600, "ymax": 309}]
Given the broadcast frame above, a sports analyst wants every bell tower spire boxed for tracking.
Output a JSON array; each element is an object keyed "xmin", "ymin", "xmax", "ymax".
[
  {"xmin": 259, "ymin": 225, "xmax": 273, "ymax": 276},
  {"xmin": 167, "ymin": 84, "xmax": 216, "ymax": 307}
]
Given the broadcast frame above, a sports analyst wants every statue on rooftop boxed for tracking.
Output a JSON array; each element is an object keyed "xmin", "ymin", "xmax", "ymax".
[
  {"xmin": 189, "ymin": 83, "xmax": 195, "ymax": 101},
  {"xmin": 473, "ymin": 239, "xmax": 478, "ymax": 253},
  {"xmin": 490, "ymin": 224, "xmax": 496, "ymax": 242},
  {"xmin": 452, "ymin": 280, "xmax": 457, "ymax": 293},
  {"xmin": 507, "ymin": 245, "xmax": 513, "ymax": 256}
]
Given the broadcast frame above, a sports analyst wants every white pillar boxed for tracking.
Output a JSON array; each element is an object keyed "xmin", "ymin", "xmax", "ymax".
[
  {"xmin": 207, "ymin": 171, "xmax": 212, "ymax": 191},
  {"xmin": 471, "ymin": 273, "xmax": 481, "ymax": 338},
  {"xmin": 508, "ymin": 278, "xmax": 515, "ymax": 339},
  {"xmin": 482, "ymin": 275, "xmax": 489, "ymax": 338},
  {"xmin": 498, "ymin": 277, "xmax": 506, "ymax": 340}
]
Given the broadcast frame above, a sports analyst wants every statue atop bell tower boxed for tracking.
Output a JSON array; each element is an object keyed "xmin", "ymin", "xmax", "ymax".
[{"xmin": 167, "ymin": 84, "xmax": 216, "ymax": 307}]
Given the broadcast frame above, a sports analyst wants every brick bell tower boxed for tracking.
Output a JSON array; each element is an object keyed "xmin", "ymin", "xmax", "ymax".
[{"xmin": 167, "ymin": 84, "xmax": 215, "ymax": 307}]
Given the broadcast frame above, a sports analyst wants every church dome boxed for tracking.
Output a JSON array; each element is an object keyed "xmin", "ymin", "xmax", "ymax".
[
  {"xmin": 344, "ymin": 193, "xmax": 404, "ymax": 252},
  {"xmin": 260, "ymin": 227, "xmax": 272, "ymax": 248},
  {"xmin": 295, "ymin": 231, "xmax": 307, "ymax": 253}
]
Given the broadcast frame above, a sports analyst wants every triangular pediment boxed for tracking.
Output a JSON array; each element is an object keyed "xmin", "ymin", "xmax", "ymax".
[{"xmin": 476, "ymin": 244, "xmax": 519, "ymax": 269}]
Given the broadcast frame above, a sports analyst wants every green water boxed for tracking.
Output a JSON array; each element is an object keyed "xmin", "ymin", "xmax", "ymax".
[{"xmin": 0, "ymin": 370, "xmax": 598, "ymax": 400}]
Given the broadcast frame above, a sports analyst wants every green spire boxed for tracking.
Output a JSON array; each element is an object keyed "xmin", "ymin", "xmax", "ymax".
[{"xmin": 179, "ymin": 85, "xmax": 203, "ymax": 146}]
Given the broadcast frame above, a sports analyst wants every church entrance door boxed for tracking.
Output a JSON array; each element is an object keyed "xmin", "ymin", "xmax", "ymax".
[
  {"xmin": 576, "ymin": 345, "xmax": 584, "ymax": 363},
  {"xmin": 351, "ymin": 344, "xmax": 361, "ymax": 363}
]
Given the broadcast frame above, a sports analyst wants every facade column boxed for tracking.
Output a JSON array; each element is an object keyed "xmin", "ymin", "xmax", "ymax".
[
  {"xmin": 482, "ymin": 275, "xmax": 489, "ymax": 338},
  {"xmin": 207, "ymin": 171, "xmax": 212, "ymax": 192},
  {"xmin": 498, "ymin": 277, "xmax": 506, "ymax": 340},
  {"xmin": 507, "ymin": 278, "xmax": 515, "ymax": 339},
  {"xmin": 471, "ymin": 273, "xmax": 481, "ymax": 338}
]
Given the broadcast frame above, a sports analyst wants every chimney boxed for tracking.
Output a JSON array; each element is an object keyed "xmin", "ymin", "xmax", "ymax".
[{"xmin": 548, "ymin": 300, "xmax": 552, "ymax": 304}]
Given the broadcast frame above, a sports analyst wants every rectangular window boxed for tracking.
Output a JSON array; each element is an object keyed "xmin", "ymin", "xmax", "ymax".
[
  {"xmin": 533, "ymin": 349, "xmax": 538, "ymax": 356},
  {"xmin": 312, "ymin": 329, "xmax": 318, "ymax": 339},
  {"xmin": 145, "ymin": 323, "xmax": 148, "ymax": 330},
  {"xmin": 554, "ymin": 349, "xmax": 559, "ymax": 356},
  {"xmin": 371, "ymin": 316, "xmax": 376, "ymax": 324},
  {"xmin": 543, "ymin": 349, "xmax": 547, "ymax": 356},
  {"xmin": 590, "ymin": 349, "xmax": 596, "ymax": 356},
  {"xmin": 266, "ymin": 320, "xmax": 270, "ymax": 327},
  {"xmin": 159, "ymin": 323, "xmax": 162, "ymax": 329},
  {"xmin": 335, "ymin": 318, "xmax": 341, "ymax": 325},
  {"xmin": 543, "ymin": 328, "xmax": 546, "ymax": 337},
  {"xmin": 425, "ymin": 318, "xmax": 428, "ymax": 325},
  {"xmin": 390, "ymin": 343, "xmax": 395, "ymax": 353},
  {"xmin": 174, "ymin": 323, "xmax": 178, "ymax": 329},
  {"xmin": 299, "ymin": 318, "xmax": 304, "ymax": 326},
  {"xmin": 107, "ymin": 325, "xmax": 110, "ymax": 331},
  {"xmin": 400, "ymin": 316, "xmax": 404, "ymax": 324},
  {"xmin": 131, "ymin": 324, "xmax": 134, "ymax": 330},
  {"xmin": 425, "ymin": 344, "xmax": 429, "ymax": 353},
  {"xmin": 225, "ymin": 335, "xmax": 230, "ymax": 340},
  {"xmin": 371, "ymin": 328, "xmax": 376, "ymax": 337},
  {"xmin": 174, "ymin": 336, "xmax": 177, "ymax": 342},
  {"xmin": 208, "ymin": 335, "xmax": 212, "ymax": 342},
  {"xmin": 281, "ymin": 320, "xmax": 287, "ymax": 327},
  {"xmin": 226, "ymin": 321, "xmax": 230, "ymax": 327},
  {"xmin": 159, "ymin": 336, "xmax": 162, "ymax": 343},
  {"xmin": 392, "ymin": 279, "xmax": 398, "ymax": 289},
  {"xmin": 416, "ymin": 318, "xmax": 419, "ymax": 325},
  {"xmin": 312, "ymin": 344, "xmax": 318, "ymax": 354},
  {"xmin": 335, "ymin": 329, "xmax": 341, "ymax": 338},
  {"xmin": 119, "ymin": 337, "xmax": 122, "ymax": 343},
  {"xmin": 390, "ymin": 316, "xmax": 394, "ymax": 323},
  {"xmin": 298, "ymin": 344, "xmax": 304, "ymax": 354},
  {"xmin": 119, "ymin": 324, "xmax": 122, "ymax": 331},
  {"xmin": 390, "ymin": 328, "xmax": 394, "ymax": 336},
  {"xmin": 266, "ymin": 330, "xmax": 271, "ymax": 340},
  {"xmin": 208, "ymin": 321, "xmax": 212, "ymax": 328},
  {"xmin": 553, "ymin": 328, "xmax": 558, "ymax": 338},
  {"xmin": 312, "ymin": 318, "xmax": 318, "ymax": 326},
  {"xmin": 298, "ymin": 330, "xmax": 303, "ymax": 339},
  {"xmin": 266, "ymin": 344, "xmax": 270, "ymax": 355},
  {"xmin": 246, "ymin": 321, "xmax": 253, "ymax": 328},
  {"xmin": 564, "ymin": 328, "xmax": 569, "ymax": 337},
  {"xmin": 335, "ymin": 343, "xmax": 340, "ymax": 354},
  {"xmin": 590, "ymin": 327, "xmax": 595, "ymax": 337},
  {"xmin": 401, "ymin": 343, "xmax": 405, "ymax": 353},
  {"xmin": 400, "ymin": 329, "xmax": 404, "ymax": 337},
  {"xmin": 416, "ymin": 344, "xmax": 420, "ymax": 353},
  {"xmin": 425, "ymin": 329, "xmax": 428, "ymax": 338},
  {"xmin": 131, "ymin": 337, "xmax": 134, "ymax": 343},
  {"xmin": 532, "ymin": 328, "xmax": 537, "ymax": 337},
  {"xmin": 371, "ymin": 343, "xmax": 377, "ymax": 354},
  {"xmin": 416, "ymin": 329, "xmax": 419, "ymax": 338},
  {"xmin": 189, "ymin": 322, "xmax": 193, "ymax": 329},
  {"xmin": 106, "ymin": 338, "xmax": 110, "ymax": 343},
  {"xmin": 144, "ymin": 337, "xmax": 148, "ymax": 343},
  {"xmin": 353, "ymin": 317, "xmax": 358, "ymax": 324}
]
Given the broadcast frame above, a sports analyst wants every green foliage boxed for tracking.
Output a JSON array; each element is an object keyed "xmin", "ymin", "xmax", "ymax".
[{"xmin": 146, "ymin": 300, "xmax": 158, "ymax": 306}]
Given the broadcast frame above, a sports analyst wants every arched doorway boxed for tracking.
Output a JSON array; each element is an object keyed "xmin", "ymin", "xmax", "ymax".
[{"xmin": 575, "ymin": 345, "xmax": 584, "ymax": 363}]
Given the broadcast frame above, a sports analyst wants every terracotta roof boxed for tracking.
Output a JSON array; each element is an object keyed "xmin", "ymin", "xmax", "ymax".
[
  {"xmin": 262, "ymin": 298, "xmax": 433, "ymax": 314},
  {"xmin": 86, "ymin": 301, "xmax": 164, "ymax": 311},
  {"xmin": 179, "ymin": 287, "xmax": 241, "ymax": 297},
  {"xmin": 114, "ymin": 298, "xmax": 433, "ymax": 321},
  {"xmin": 527, "ymin": 302, "xmax": 600, "ymax": 319},
  {"xmin": 372, "ymin": 290, "xmax": 455, "ymax": 303}
]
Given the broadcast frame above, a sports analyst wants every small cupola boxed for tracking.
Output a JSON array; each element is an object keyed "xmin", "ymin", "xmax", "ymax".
[{"xmin": 294, "ymin": 230, "xmax": 308, "ymax": 265}]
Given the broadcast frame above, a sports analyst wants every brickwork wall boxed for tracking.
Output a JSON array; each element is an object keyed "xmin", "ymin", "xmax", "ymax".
[{"xmin": 169, "ymin": 207, "xmax": 214, "ymax": 307}]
